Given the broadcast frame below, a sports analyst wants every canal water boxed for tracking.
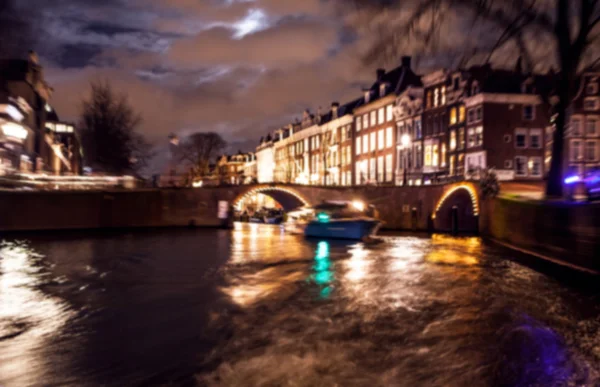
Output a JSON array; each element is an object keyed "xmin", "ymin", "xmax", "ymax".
[{"xmin": 1, "ymin": 223, "xmax": 599, "ymax": 386}]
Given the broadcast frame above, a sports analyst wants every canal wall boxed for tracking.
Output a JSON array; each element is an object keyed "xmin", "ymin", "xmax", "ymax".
[
  {"xmin": 480, "ymin": 197, "xmax": 600, "ymax": 272},
  {"xmin": 0, "ymin": 189, "xmax": 233, "ymax": 232}
]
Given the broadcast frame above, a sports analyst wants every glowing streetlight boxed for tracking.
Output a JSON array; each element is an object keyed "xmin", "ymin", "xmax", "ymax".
[{"xmin": 401, "ymin": 134, "xmax": 411, "ymax": 148}]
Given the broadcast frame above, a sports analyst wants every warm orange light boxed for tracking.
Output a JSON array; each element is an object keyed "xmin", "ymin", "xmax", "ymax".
[
  {"xmin": 432, "ymin": 183, "xmax": 479, "ymax": 219},
  {"xmin": 233, "ymin": 185, "xmax": 310, "ymax": 209}
]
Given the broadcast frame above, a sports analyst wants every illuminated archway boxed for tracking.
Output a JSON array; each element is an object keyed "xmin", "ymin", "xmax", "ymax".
[
  {"xmin": 233, "ymin": 185, "xmax": 310, "ymax": 211},
  {"xmin": 432, "ymin": 183, "xmax": 480, "ymax": 220}
]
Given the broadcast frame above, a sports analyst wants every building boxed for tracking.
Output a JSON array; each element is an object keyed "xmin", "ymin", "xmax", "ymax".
[
  {"xmin": 0, "ymin": 52, "xmax": 82, "ymax": 176},
  {"xmin": 216, "ymin": 152, "xmax": 254, "ymax": 185},
  {"xmin": 242, "ymin": 152, "xmax": 257, "ymax": 184},
  {"xmin": 394, "ymin": 85, "xmax": 424, "ymax": 185},
  {"xmin": 421, "ymin": 69, "xmax": 450, "ymax": 183},
  {"xmin": 565, "ymin": 70, "xmax": 600, "ymax": 177},
  {"xmin": 354, "ymin": 57, "xmax": 422, "ymax": 185},
  {"xmin": 256, "ymin": 134, "xmax": 275, "ymax": 183}
]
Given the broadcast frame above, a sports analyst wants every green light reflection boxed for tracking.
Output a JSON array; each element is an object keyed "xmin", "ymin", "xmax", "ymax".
[{"xmin": 312, "ymin": 241, "xmax": 334, "ymax": 299}]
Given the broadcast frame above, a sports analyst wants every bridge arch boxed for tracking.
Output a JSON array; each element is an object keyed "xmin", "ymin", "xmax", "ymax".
[
  {"xmin": 432, "ymin": 183, "xmax": 480, "ymax": 233},
  {"xmin": 233, "ymin": 185, "xmax": 311, "ymax": 212}
]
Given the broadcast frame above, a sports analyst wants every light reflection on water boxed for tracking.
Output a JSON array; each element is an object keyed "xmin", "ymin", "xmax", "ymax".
[
  {"xmin": 0, "ymin": 225, "xmax": 599, "ymax": 387},
  {"xmin": 0, "ymin": 241, "xmax": 72, "ymax": 386}
]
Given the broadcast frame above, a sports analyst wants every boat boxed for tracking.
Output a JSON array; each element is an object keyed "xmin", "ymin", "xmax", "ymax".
[
  {"xmin": 263, "ymin": 209, "xmax": 284, "ymax": 224},
  {"xmin": 284, "ymin": 201, "xmax": 382, "ymax": 241}
]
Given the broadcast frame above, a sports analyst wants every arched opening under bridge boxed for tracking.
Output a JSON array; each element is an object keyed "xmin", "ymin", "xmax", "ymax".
[
  {"xmin": 432, "ymin": 184, "xmax": 480, "ymax": 233},
  {"xmin": 233, "ymin": 186, "xmax": 311, "ymax": 213}
]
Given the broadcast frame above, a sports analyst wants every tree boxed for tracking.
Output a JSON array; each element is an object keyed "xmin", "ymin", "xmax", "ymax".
[
  {"xmin": 343, "ymin": 0, "xmax": 600, "ymax": 198},
  {"xmin": 178, "ymin": 132, "xmax": 226, "ymax": 180},
  {"xmin": 80, "ymin": 81, "xmax": 152, "ymax": 175}
]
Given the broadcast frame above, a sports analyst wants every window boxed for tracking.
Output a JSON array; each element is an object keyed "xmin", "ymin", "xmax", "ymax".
[
  {"xmin": 386, "ymin": 127, "xmax": 393, "ymax": 148},
  {"xmin": 377, "ymin": 156, "xmax": 384, "ymax": 182},
  {"xmin": 471, "ymin": 82, "xmax": 479, "ymax": 95},
  {"xmin": 415, "ymin": 144, "xmax": 423, "ymax": 168},
  {"xmin": 459, "ymin": 106, "xmax": 466, "ymax": 123},
  {"xmin": 427, "ymin": 91, "xmax": 433, "ymax": 108},
  {"xmin": 504, "ymin": 160, "xmax": 513, "ymax": 169},
  {"xmin": 476, "ymin": 107, "xmax": 482, "ymax": 122},
  {"xmin": 572, "ymin": 119, "xmax": 582, "ymax": 136},
  {"xmin": 468, "ymin": 126, "xmax": 483, "ymax": 148},
  {"xmin": 424, "ymin": 145, "xmax": 432, "ymax": 166},
  {"xmin": 585, "ymin": 98, "xmax": 599, "ymax": 111},
  {"xmin": 523, "ymin": 105, "xmax": 535, "ymax": 120},
  {"xmin": 504, "ymin": 134, "xmax": 512, "ymax": 143},
  {"xmin": 449, "ymin": 107, "xmax": 457, "ymax": 125},
  {"xmin": 441, "ymin": 143, "xmax": 447, "ymax": 167},
  {"xmin": 356, "ymin": 118, "xmax": 362, "ymax": 132},
  {"xmin": 467, "ymin": 109, "xmax": 475, "ymax": 123},
  {"xmin": 450, "ymin": 155, "xmax": 456, "ymax": 175},
  {"xmin": 378, "ymin": 108, "xmax": 385, "ymax": 125},
  {"xmin": 414, "ymin": 120, "xmax": 422, "ymax": 139},
  {"xmin": 369, "ymin": 158, "xmax": 376, "ymax": 180},
  {"xmin": 355, "ymin": 136, "xmax": 361, "ymax": 155},
  {"xmin": 586, "ymin": 118, "xmax": 597, "ymax": 135},
  {"xmin": 434, "ymin": 88, "xmax": 439, "ymax": 107},
  {"xmin": 386, "ymin": 104, "xmax": 393, "ymax": 121},
  {"xmin": 530, "ymin": 129, "xmax": 542, "ymax": 149},
  {"xmin": 433, "ymin": 117, "xmax": 439, "ymax": 134},
  {"xmin": 515, "ymin": 128, "xmax": 528, "ymax": 149},
  {"xmin": 370, "ymin": 132, "xmax": 376, "ymax": 152},
  {"xmin": 458, "ymin": 128, "xmax": 465, "ymax": 149},
  {"xmin": 370, "ymin": 111, "xmax": 377, "ymax": 127},
  {"xmin": 432, "ymin": 144, "xmax": 439, "ymax": 167},
  {"xmin": 453, "ymin": 76, "xmax": 460, "ymax": 90},
  {"xmin": 441, "ymin": 86, "xmax": 446, "ymax": 105},
  {"xmin": 363, "ymin": 134, "xmax": 369, "ymax": 154},
  {"xmin": 378, "ymin": 130, "xmax": 385, "ymax": 150},
  {"xmin": 529, "ymin": 157, "xmax": 542, "ymax": 177},
  {"xmin": 363, "ymin": 114, "xmax": 369, "ymax": 129},
  {"xmin": 346, "ymin": 125, "xmax": 352, "ymax": 141},
  {"xmin": 515, "ymin": 156, "xmax": 528, "ymax": 176},
  {"xmin": 450, "ymin": 130, "xmax": 456, "ymax": 150},
  {"xmin": 570, "ymin": 140, "xmax": 583, "ymax": 161},
  {"xmin": 585, "ymin": 140, "xmax": 597, "ymax": 161},
  {"xmin": 587, "ymin": 82, "xmax": 599, "ymax": 95},
  {"xmin": 385, "ymin": 154, "xmax": 393, "ymax": 181}
]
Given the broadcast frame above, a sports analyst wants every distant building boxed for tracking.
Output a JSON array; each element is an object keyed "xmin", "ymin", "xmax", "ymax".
[
  {"xmin": 256, "ymin": 135, "xmax": 275, "ymax": 183},
  {"xmin": 0, "ymin": 52, "xmax": 82, "ymax": 175}
]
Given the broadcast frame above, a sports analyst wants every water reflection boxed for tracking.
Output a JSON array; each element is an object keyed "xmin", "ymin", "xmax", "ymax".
[
  {"xmin": 0, "ymin": 241, "xmax": 71, "ymax": 385},
  {"xmin": 426, "ymin": 234, "xmax": 481, "ymax": 266},
  {"xmin": 311, "ymin": 241, "xmax": 334, "ymax": 299}
]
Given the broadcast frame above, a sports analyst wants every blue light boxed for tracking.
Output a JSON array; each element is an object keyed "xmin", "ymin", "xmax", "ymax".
[
  {"xmin": 564, "ymin": 175, "xmax": 580, "ymax": 184},
  {"xmin": 316, "ymin": 241, "xmax": 329, "ymax": 260},
  {"xmin": 316, "ymin": 212, "xmax": 330, "ymax": 223}
]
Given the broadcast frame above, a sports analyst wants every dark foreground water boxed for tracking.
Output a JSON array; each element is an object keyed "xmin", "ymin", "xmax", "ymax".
[{"xmin": 1, "ymin": 223, "xmax": 600, "ymax": 387}]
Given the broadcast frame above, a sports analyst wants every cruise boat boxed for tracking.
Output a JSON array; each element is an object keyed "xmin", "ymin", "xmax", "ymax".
[{"xmin": 284, "ymin": 201, "xmax": 382, "ymax": 241}]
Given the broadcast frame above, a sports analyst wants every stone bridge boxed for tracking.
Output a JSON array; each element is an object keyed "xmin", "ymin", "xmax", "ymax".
[
  {"xmin": 218, "ymin": 183, "xmax": 481, "ymax": 232},
  {"xmin": 0, "ymin": 183, "xmax": 481, "ymax": 233}
]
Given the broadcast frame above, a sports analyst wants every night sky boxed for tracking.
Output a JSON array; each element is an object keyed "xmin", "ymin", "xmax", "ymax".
[{"xmin": 3, "ymin": 0, "xmax": 571, "ymax": 172}]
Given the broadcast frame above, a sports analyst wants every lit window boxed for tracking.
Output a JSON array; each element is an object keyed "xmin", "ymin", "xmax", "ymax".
[
  {"xmin": 449, "ymin": 108, "xmax": 457, "ymax": 125},
  {"xmin": 530, "ymin": 129, "xmax": 542, "ymax": 149},
  {"xmin": 432, "ymin": 144, "xmax": 439, "ymax": 166},
  {"xmin": 441, "ymin": 86, "xmax": 446, "ymax": 105},
  {"xmin": 369, "ymin": 158, "xmax": 376, "ymax": 180},
  {"xmin": 468, "ymin": 127, "xmax": 483, "ymax": 148},
  {"xmin": 385, "ymin": 154, "xmax": 393, "ymax": 181},
  {"xmin": 441, "ymin": 143, "xmax": 446, "ymax": 167},
  {"xmin": 515, "ymin": 128, "xmax": 528, "ymax": 149},
  {"xmin": 377, "ymin": 130, "xmax": 384, "ymax": 150},
  {"xmin": 529, "ymin": 157, "xmax": 542, "ymax": 177},
  {"xmin": 363, "ymin": 134, "xmax": 369, "ymax": 154},
  {"xmin": 458, "ymin": 106, "xmax": 465, "ymax": 123},
  {"xmin": 585, "ymin": 140, "xmax": 597, "ymax": 161},
  {"xmin": 386, "ymin": 127, "xmax": 393, "ymax": 148},
  {"xmin": 370, "ymin": 111, "xmax": 377, "ymax": 127},
  {"xmin": 356, "ymin": 118, "xmax": 362, "ymax": 132},
  {"xmin": 570, "ymin": 140, "xmax": 583, "ymax": 161},
  {"xmin": 458, "ymin": 128, "xmax": 465, "ymax": 149},
  {"xmin": 434, "ymin": 88, "xmax": 439, "ymax": 107},
  {"xmin": 515, "ymin": 156, "xmax": 528, "ymax": 176},
  {"xmin": 414, "ymin": 120, "xmax": 422, "ymax": 139},
  {"xmin": 386, "ymin": 104, "xmax": 393, "ymax": 121},
  {"xmin": 450, "ymin": 155, "xmax": 455, "ymax": 175},
  {"xmin": 378, "ymin": 108, "xmax": 385, "ymax": 125},
  {"xmin": 370, "ymin": 132, "xmax": 376, "ymax": 152},
  {"xmin": 356, "ymin": 136, "xmax": 362, "ymax": 155},
  {"xmin": 377, "ymin": 156, "xmax": 384, "ymax": 182},
  {"xmin": 427, "ymin": 91, "xmax": 433, "ymax": 108},
  {"xmin": 586, "ymin": 118, "xmax": 597, "ymax": 135},
  {"xmin": 523, "ymin": 105, "xmax": 535, "ymax": 120},
  {"xmin": 363, "ymin": 114, "xmax": 369, "ymax": 129},
  {"xmin": 424, "ymin": 145, "xmax": 432, "ymax": 166},
  {"xmin": 450, "ymin": 130, "xmax": 456, "ymax": 150}
]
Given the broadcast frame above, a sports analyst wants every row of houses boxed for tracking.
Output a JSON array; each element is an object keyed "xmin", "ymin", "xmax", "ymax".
[
  {"xmin": 253, "ymin": 56, "xmax": 600, "ymax": 186},
  {"xmin": 0, "ymin": 52, "xmax": 83, "ymax": 177}
]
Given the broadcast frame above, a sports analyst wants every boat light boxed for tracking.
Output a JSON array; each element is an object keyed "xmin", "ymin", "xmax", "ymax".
[
  {"xmin": 352, "ymin": 200, "xmax": 365, "ymax": 212},
  {"xmin": 564, "ymin": 175, "xmax": 580, "ymax": 185},
  {"xmin": 316, "ymin": 212, "xmax": 330, "ymax": 223}
]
